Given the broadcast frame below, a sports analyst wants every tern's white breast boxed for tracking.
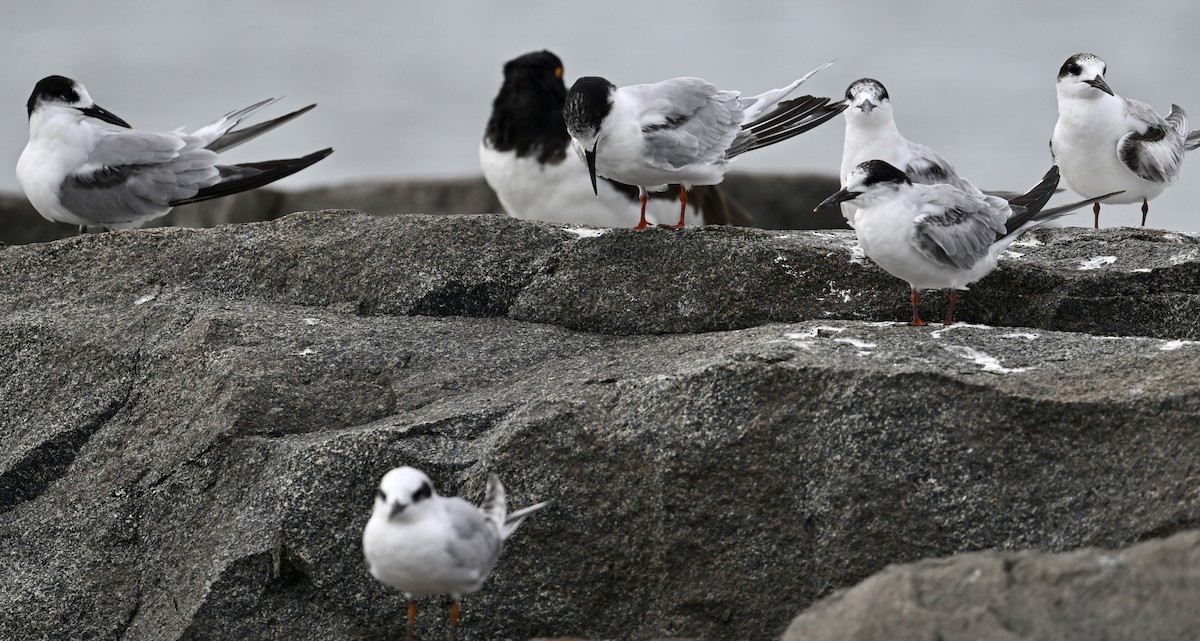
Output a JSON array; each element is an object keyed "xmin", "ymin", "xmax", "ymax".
[
  {"xmin": 362, "ymin": 504, "xmax": 489, "ymax": 597},
  {"xmin": 16, "ymin": 110, "xmax": 98, "ymax": 225},
  {"xmin": 1052, "ymin": 95, "xmax": 1162, "ymax": 204}
]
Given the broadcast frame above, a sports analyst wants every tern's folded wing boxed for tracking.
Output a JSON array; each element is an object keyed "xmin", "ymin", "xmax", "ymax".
[
  {"xmin": 59, "ymin": 132, "xmax": 220, "ymax": 224},
  {"xmin": 628, "ymin": 78, "xmax": 742, "ymax": 170},
  {"xmin": 910, "ymin": 187, "xmax": 1008, "ymax": 271},
  {"xmin": 443, "ymin": 498, "xmax": 502, "ymax": 587},
  {"xmin": 1118, "ymin": 99, "xmax": 1186, "ymax": 184}
]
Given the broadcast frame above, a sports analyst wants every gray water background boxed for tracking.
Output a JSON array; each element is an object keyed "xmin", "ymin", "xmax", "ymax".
[{"xmin": 4, "ymin": 1, "xmax": 1200, "ymax": 231}]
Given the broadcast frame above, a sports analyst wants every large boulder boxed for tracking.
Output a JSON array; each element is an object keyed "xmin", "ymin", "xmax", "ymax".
[
  {"xmin": 0, "ymin": 213, "xmax": 1197, "ymax": 641},
  {"xmin": 783, "ymin": 530, "xmax": 1200, "ymax": 641}
]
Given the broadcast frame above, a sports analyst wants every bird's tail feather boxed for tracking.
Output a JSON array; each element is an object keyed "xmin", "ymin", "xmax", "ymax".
[
  {"xmin": 502, "ymin": 500, "xmax": 553, "ymax": 540},
  {"xmin": 480, "ymin": 473, "xmax": 507, "ymax": 531},
  {"xmin": 188, "ymin": 97, "xmax": 281, "ymax": 147},
  {"xmin": 1002, "ymin": 165, "xmax": 1061, "ymax": 234},
  {"xmin": 1185, "ymin": 130, "xmax": 1200, "ymax": 152},
  {"xmin": 208, "ymin": 103, "xmax": 318, "ymax": 153},
  {"xmin": 741, "ymin": 59, "xmax": 836, "ymax": 122},
  {"xmin": 168, "ymin": 147, "xmax": 333, "ymax": 206},
  {"xmin": 1004, "ymin": 166, "xmax": 1122, "ymax": 237},
  {"xmin": 728, "ymin": 97, "xmax": 846, "ymax": 158}
]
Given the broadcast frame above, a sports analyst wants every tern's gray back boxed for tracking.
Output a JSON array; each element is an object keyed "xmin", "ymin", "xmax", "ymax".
[
  {"xmin": 910, "ymin": 186, "xmax": 1008, "ymax": 271},
  {"xmin": 905, "ymin": 141, "xmax": 980, "ymax": 195},
  {"xmin": 60, "ymin": 129, "xmax": 220, "ymax": 225},
  {"xmin": 626, "ymin": 78, "xmax": 742, "ymax": 170}
]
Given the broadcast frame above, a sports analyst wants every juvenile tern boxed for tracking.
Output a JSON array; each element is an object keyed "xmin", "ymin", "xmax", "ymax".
[
  {"xmin": 817, "ymin": 160, "xmax": 1119, "ymax": 326},
  {"xmin": 840, "ymin": 78, "xmax": 982, "ymax": 228},
  {"xmin": 563, "ymin": 60, "xmax": 845, "ymax": 230},
  {"xmin": 362, "ymin": 466, "xmax": 551, "ymax": 641},
  {"xmin": 1051, "ymin": 53, "xmax": 1200, "ymax": 228},
  {"xmin": 481, "ymin": 50, "xmax": 753, "ymax": 227},
  {"xmin": 17, "ymin": 75, "xmax": 332, "ymax": 232}
]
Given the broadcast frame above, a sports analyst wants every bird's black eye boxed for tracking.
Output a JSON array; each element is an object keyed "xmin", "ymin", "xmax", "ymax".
[
  {"xmin": 412, "ymin": 482, "xmax": 433, "ymax": 503},
  {"xmin": 1067, "ymin": 63, "xmax": 1082, "ymax": 76},
  {"xmin": 376, "ymin": 489, "xmax": 387, "ymax": 502}
]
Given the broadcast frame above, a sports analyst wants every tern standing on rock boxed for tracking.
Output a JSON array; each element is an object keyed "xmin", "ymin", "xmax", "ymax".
[
  {"xmin": 17, "ymin": 75, "xmax": 332, "ymax": 232},
  {"xmin": 362, "ymin": 466, "xmax": 551, "ymax": 641},
  {"xmin": 1051, "ymin": 53, "xmax": 1200, "ymax": 228},
  {"xmin": 817, "ymin": 160, "xmax": 1119, "ymax": 326},
  {"xmin": 481, "ymin": 49, "xmax": 753, "ymax": 228},
  {"xmin": 840, "ymin": 78, "xmax": 983, "ymax": 229},
  {"xmin": 563, "ymin": 60, "xmax": 846, "ymax": 230}
]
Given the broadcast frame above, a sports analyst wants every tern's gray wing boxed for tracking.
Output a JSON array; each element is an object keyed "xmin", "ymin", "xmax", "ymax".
[
  {"xmin": 910, "ymin": 186, "xmax": 1008, "ymax": 271},
  {"xmin": 904, "ymin": 142, "xmax": 980, "ymax": 195},
  {"xmin": 59, "ymin": 130, "xmax": 220, "ymax": 224},
  {"xmin": 627, "ymin": 78, "xmax": 742, "ymax": 170},
  {"xmin": 1118, "ymin": 98, "xmax": 1186, "ymax": 184},
  {"xmin": 443, "ymin": 498, "xmax": 502, "ymax": 589}
]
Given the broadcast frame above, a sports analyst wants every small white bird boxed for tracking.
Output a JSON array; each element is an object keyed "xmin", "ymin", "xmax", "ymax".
[
  {"xmin": 840, "ymin": 78, "xmax": 982, "ymax": 229},
  {"xmin": 480, "ymin": 50, "xmax": 753, "ymax": 228},
  {"xmin": 362, "ymin": 466, "xmax": 551, "ymax": 641},
  {"xmin": 1051, "ymin": 53, "xmax": 1200, "ymax": 228},
  {"xmin": 563, "ymin": 60, "xmax": 845, "ymax": 230},
  {"xmin": 817, "ymin": 160, "xmax": 1119, "ymax": 326},
  {"xmin": 16, "ymin": 75, "xmax": 332, "ymax": 232}
]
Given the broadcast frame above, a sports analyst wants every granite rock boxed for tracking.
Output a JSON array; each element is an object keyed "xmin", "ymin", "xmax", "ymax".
[{"xmin": 1, "ymin": 213, "xmax": 1197, "ymax": 640}]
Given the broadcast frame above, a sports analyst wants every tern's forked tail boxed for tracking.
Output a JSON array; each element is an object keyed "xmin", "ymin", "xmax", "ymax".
[
  {"xmin": 482, "ymin": 472, "xmax": 552, "ymax": 540},
  {"xmin": 1004, "ymin": 165, "xmax": 1123, "ymax": 237},
  {"xmin": 502, "ymin": 500, "xmax": 552, "ymax": 540},
  {"xmin": 169, "ymin": 147, "xmax": 333, "ymax": 207}
]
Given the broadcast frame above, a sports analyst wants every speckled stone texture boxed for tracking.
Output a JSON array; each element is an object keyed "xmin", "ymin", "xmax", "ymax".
[{"xmin": 0, "ymin": 212, "xmax": 1197, "ymax": 641}]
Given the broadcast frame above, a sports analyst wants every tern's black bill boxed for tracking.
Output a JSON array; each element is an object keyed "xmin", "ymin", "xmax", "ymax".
[
  {"xmin": 1084, "ymin": 75, "xmax": 1114, "ymax": 96},
  {"xmin": 81, "ymin": 104, "xmax": 132, "ymax": 128},
  {"xmin": 815, "ymin": 188, "xmax": 860, "ymax": 211},
  {"xmin": 388, "ymin": 502, "xmax": 406, "ymax": 520},
  {"xmin": 585, "ymin": 142, "xmax": 598, "ymax": 196}
]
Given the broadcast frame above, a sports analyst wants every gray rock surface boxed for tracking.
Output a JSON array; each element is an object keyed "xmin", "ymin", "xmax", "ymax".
[
  {"xmin": 783, "ymin": 530, "xmax": 1200, "ymax": 641},
  {"xmin": 1, "ymin": 213, "xmax": 1197, "ymax": 641},
  {"xmin": 3, "ymin": 212, "xmax": 1197, "ymax": 339},
  {"xmin": 0, "ymin": 172, "xmax": 843, "ymax": 245}
]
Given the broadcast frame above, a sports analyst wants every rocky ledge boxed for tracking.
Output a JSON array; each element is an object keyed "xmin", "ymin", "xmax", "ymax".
[{"xmin": 0, "ymin": 212, "xmax": 1197, "ymax": 641}]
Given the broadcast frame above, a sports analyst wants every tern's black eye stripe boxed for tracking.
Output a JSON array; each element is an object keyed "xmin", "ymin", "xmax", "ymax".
[
  {"xmin": 376, "ymin": 489, "xmax": 387, "ymax": 502},
  {"xmin": 413, "ymin": 481, "xmax": 433, "ymax": 503}
]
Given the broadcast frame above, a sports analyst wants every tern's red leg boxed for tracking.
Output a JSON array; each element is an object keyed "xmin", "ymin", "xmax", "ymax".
[
  {"xmin": 405, "ymin": 598, "xmax": 416, "ymax": 641},
  {"xmin": 447, "ymin": 599, "xmax": 461, "ymax": 641},
  {"xmin": 944, "ymin": 289, "xmax": 958, "ymax": 326},
  {"xmin": 1141, "ymin": 198, "xmax": 1149, "ymax": 227},
  {"xmin": 908, "ymin": 288, "xmax": 927, "ymax": 326},
  {"xmin": 1093, "ymin": 202, "xmax": 1101, "ymax": 229},
  {"xmin": 666, "ymin": 187, "xmax": 688, "ymax": 230},
  {"xmin": 633, "ymin": 191, "xmax": 651, "ymax": 230}
]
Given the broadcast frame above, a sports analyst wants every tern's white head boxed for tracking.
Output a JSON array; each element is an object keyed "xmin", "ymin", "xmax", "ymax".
[
  {"xmin": 844, "ymin": 78, "xmax": 893, "ymax": 123},
  {"xmin": 817, "ymin": 159, "xmax": 912, "ymax": 210},
  {"xmin": 1055, "ymin": 53, "xmax": 1114, "ymax": 101},
  {"xmin": 372, "ymin": 466, "xmax": 439, "ymax": 525},
  {"xmin": 25, "ymin": 75, "xmax": 131, "ymax": 129},
  {"xmin": 563, "ymin": 76, "xmax": 616, "ymax": 196}
]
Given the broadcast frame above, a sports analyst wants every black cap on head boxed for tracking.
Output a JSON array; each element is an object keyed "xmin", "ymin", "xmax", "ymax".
[
  {"xmin": 1058, "ymin": 53, "xmax": 1104, "ymax": 79},
  {"xmin": 845, "ymin": 78, "xmax": 889, "ymax": 102},
  {"xmin": 858, "ymin": 159, "xmax": 911, "ymax": 187},
  {"xmin": 563, "ymin": 76, "xmax": 615, "ymax": 138},
  {"xmin": 27, "ymin": 75, "xmax": 80, "ymax": 117}
]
